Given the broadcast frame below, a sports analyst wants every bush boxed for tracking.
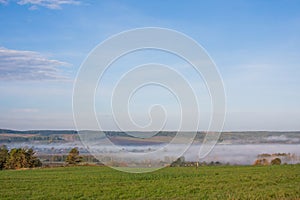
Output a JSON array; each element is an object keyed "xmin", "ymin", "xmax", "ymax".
[
  {"xmin": 271, "ymin": 158, "xmax": 281, "ymax": 165},
  {"xmin": 170, "ymin": 156, "xmax": 185, "ymax": 167},
  {"xmin": 253, "ymin": 158, "xmax": 269, "ymax": 166}
]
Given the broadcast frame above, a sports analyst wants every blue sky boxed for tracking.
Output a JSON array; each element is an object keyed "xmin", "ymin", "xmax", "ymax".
[{"xmin": 0, "ymin": 0, "xmax": 300, "ymax": 130}]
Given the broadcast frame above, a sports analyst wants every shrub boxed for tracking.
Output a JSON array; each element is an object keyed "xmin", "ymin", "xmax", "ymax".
[
  {"xmin": 271, "ymin": 158, "xmax": 281, "ymax": 165},
  {"xmin": 253, "ymin": 158, "xmax": 269, "ymax": 166}
]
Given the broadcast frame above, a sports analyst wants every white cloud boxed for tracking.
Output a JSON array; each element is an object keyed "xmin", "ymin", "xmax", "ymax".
[
  {"xmin": 0, "ymin": 0, "xmax": 81, "ymax": 9},
  {"xmin": 18, "ymin": 0, "xmax": 81, "ymax": 9},
  {"xmin": 0, "ymin": 0, "xmax": 8, "ymax": 4},
  {"xmin": 12, "ymin": 108, "xmax": 39, "ymax": 113},
  {"xmin": 0, "ymin": 47, "xmax": 71, "ymax": 81}
]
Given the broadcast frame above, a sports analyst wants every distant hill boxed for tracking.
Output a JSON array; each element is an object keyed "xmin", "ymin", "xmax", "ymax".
[
  {"xmin": 0, "ymin": 129, "xmax": 77, "ymax": 135},
  {"xmin": 0, "ymin": 129, "xmax": 299, "ymax": 145}
]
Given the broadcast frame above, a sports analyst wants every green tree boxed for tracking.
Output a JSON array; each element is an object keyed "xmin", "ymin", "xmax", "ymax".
[
  {"xmin": 66, "ymin": 148, "xmax": 82, "ymax": 165},
  {"xmin": 0, "ymin": 145, "xmax": 9, "ymax": 170}
]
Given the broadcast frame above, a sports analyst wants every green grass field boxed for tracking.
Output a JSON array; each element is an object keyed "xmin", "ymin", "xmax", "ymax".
[{"xmin": 0, "ymin": 165, "xmax": 299, "ymax": 200}]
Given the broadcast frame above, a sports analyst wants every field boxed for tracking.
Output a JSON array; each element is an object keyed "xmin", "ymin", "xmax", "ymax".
[{"xmin": 0, "ymin": 165, "xmax": 299, "ymax": 200}]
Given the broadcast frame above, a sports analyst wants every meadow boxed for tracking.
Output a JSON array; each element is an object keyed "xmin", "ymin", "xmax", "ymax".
[{"xmin": 0, "ymin": 165, "xmax": 299, "ymax": 200}]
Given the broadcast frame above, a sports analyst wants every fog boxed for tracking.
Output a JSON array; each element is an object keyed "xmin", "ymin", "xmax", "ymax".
[{"xmin": 5, "ymin": 142, "xmax": 300, "ymax": 165}]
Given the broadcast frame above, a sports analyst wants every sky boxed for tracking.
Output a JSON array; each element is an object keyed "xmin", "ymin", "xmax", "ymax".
[{"xmin": 0, "ymin": 0, "xmax": 300, "ymax": 131}]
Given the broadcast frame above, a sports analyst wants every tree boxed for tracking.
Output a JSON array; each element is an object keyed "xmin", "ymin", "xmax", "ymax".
[
  {"xmin": 271, "ymin": 158, "xmax": 281, "ymax": 165},
  {"xmin": 25, "ymin": 148, "xmax": 42, "ymax": 168},
  {"xmin": 170, "ymin": 156, "xmax": 185, "ymax": 167},
  {"xmin": 66, "ymin": 148, "xmax": 82, "ymax": 165},
  {"xmin": 253, "ymin": 158, "xmax": 269, "ymax": 166},
  {"xmin": 5, "ymin": 148, "xmax": 41, "ymax": 169},
  {"xmin": 0, "ymin": 145, "xmax": 9, "ymax": 170},
  {"xmin": 5, "ymin": 148, "xmax": 26, "ymax": 169}
]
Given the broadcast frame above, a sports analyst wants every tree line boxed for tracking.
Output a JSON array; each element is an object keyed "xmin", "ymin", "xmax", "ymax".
[
  {"xmin": 0, "ymin": 145, "xmax": 42, "ymax": 170},
  {"xmin": 0, "ymin": 146, "xmax": 83, "ymax": 170}
]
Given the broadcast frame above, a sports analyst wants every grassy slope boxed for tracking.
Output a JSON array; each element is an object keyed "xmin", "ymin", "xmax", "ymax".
[{"xmin": 0, "ymin": 165, "xmax": 299, "ymax": 200}]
